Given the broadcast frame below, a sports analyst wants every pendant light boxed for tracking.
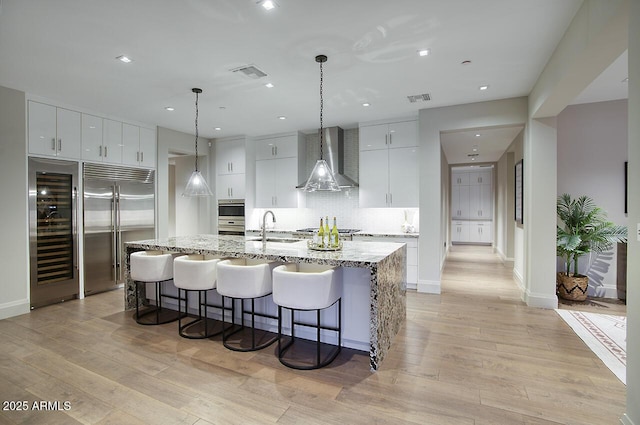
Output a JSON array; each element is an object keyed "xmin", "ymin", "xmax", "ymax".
[
  {"xmin": 302, "ymin": 55, "xmax": 341, "ymax": 192},
  {"xmin": 182, "ymin": 88, "xmax": 213, "ymax": 197}
]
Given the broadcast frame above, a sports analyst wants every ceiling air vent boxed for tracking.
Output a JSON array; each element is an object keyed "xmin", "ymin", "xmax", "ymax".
[
  {"xmin": 407, "ymin": 93, "xmax": 431, "ymax": 103},
  {"xmin": 230, "ymin": 64, "xmax": 268, "ymax": 79}
]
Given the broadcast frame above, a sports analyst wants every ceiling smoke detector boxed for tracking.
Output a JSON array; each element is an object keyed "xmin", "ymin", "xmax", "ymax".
[
  {"xmin": 230, "ymin": 64, "xmax": 268, "ymax": 79},
  {"xmin": 407, "ymin": 93, "xmax": 431, "ymax": 103}
]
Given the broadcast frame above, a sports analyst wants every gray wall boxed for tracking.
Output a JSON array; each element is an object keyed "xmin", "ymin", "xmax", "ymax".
[{"xmin": 0, "ymin": 86, "xmax": 29, "ymax": 319}]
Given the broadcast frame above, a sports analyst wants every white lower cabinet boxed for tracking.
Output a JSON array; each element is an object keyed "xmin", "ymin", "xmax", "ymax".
[
  {"xmin": 451, "ymin": 220, "xmax": 492, "ymax": 244},
  {"xmin": 352, "ymin": 235, "xmax": 418, "ymax": 289},
  {"xmin": 451, "ymin": 221, "xmax": 470, "ymax": 243}
]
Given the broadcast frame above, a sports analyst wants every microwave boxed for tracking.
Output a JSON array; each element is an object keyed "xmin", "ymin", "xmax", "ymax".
[{"xmin": 218, "ymin": 199, "xmax": 245, "ymax": 236}]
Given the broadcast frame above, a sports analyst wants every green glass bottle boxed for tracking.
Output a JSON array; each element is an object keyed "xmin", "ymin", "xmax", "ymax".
[
  {"xmin": 316, "ymin": 217, "xmax": 324, "ymax": 247},
  {"xmin": 331, "ymin": 216, "xmax": 339, "ymax": 247}
]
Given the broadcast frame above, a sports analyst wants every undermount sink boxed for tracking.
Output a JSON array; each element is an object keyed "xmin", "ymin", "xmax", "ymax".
[{"xmin": 247, "ymin": 237, "xmax": 302, "ymax": 244}]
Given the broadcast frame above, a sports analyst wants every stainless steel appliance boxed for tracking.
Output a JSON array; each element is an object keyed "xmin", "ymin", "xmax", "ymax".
[
  {"xmin": 28, "ymin": 158, "xmax": 80, "ymax": 309},
  {"xmin": 218, "ymin": 199, "xmax": 245, "ymax": 235},
  {"xmin": 83, "ymin": 163, "xmax": 155, "ymax": 296}
]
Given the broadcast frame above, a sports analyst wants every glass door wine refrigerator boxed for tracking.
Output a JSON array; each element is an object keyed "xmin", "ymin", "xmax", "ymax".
[{"xmin": 28, "ymin": 158, "xmax": 80, "ymax": 309}]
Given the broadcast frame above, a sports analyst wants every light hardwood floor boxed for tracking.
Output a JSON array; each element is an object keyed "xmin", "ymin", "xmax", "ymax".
[{"xmin": 0, "ymin": 245, "xmax": 626, "ymax": 424}]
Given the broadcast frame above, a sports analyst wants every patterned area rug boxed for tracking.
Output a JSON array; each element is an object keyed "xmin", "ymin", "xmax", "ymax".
[{"xmin": 556, "ymin": 309, "xmax": 627, "ymax": 384}]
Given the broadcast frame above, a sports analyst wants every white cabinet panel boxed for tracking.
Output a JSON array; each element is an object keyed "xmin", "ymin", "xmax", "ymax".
[
  {"xmin": 216, "ymin": 138, "xmax": 245, "ymax": 174},
  {"xmin": 452, "ymin": 172, "xmax": 470, "ymax": 186},
  {"xmin": 255, "ymin": 134, "xmax": 298, "ymax": 160},
  {"xmin": 102, "ymin": 119, "xmax": 123, "ymax": 163},
  {"xmin": 138, "ymin": 127, "xmax": 156, "ymax": 168},
  {"xmin": 359, "ymin": 149, "xmax": 389, "ymax": 208},
  {"xmin": 81, "ymin": 114, "xmax": 103, "ymax": 161},
  {"xmin": 216, "ymin": 173, "xmax": 246, "ymax": 200},
  {"xmin": 122, "ymin": 123, "xmax": 140, "ymax": 166},
  {"xmin": 451, "ymin": 221, "xmax": 470, "ymax": 243},
  {"xmin": 470, "ymin": 222, "xmax": 492, "ymax": 243},
  {"xmin": 359, "ymin": 120, "xmax": 417, "ymax": 151},
  {"xmin": 451, "ymin": 185, "xmax": 470, "ymax": 219},
  {"xmin": 28, "ymin": 101, "xmax": 81, "ymax": 159},
  {"xmin": 388, "ymin": 146, "xmax": 418, "ymax": 207},
  {"xmin": 255, "ymin": 157, "xmax": 298, "ymax": 208}
]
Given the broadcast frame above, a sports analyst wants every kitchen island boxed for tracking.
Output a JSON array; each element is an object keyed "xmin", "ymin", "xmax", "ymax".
[{"xmin": 124, "ymin": 234, "xmax": 406, "ymax": 371}]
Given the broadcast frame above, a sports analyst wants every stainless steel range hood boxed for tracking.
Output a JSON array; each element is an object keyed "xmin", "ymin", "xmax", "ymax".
[{"xmin": 297, "ymin": 126, "xmax": 358, "ymax": 189}]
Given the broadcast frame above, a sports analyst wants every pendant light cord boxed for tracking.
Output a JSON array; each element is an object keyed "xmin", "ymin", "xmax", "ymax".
[
  {"xmin": 194, "ymin": 90, "xmax": 199, "ymax": 172},
  {"xmin": 319, "ymin": 59, "xmax": 324, "ymax": 160}
]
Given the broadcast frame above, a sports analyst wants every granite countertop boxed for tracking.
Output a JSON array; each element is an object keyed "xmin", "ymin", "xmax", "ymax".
[
  {"xmin": 246, "ymin": 228, "xmax": 419, "ymax": 238},
  {"xmin": 125, "ymin": 234, "xmax": 405, "ymax": 268}
]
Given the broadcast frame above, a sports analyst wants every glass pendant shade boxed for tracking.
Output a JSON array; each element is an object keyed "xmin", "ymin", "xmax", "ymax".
[
  {"xmin": 303, "ymin": 159, "xmax": 340, "ymax": 192},
  {"xmin": 182, "ymin": 170, "xmax": 213, "ymax": 197}
]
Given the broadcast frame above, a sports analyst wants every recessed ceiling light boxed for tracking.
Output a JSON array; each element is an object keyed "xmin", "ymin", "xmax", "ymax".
[
  {"xmin": 471, "ymin": 157, "xmax": 476, "ymax": 161},
  {"xmin": 260, "ymin": 0, "xmax": 276, "ymax": 10},
  {"xmin": 475, "ymin": 134, "xmax": 480, "ymax": 137},
  {"xmin": 418, "ymin": 49, "xmax": 430, "ymax": 57},
  {"xmin": 362, "ymin": 102, "xmax": 370, "ymax": 107},
  {"xmin": 116, "ymin": 55, "xmax": 132, "ymax": 63},
  {"xmin": 265, "ymin": 83, "xmax": 274, "ymax": 88},
  {"xmin": 214, "ymin": 127, "xmax": 221, "ymax": 131},
  {"xmin": 165, "ymin": 107, "xmax": 175, "ymax": 111},
  {"xmin": 473, "ymin": 147, "xmax": 478, "ymax": 152},
  {"xmin": 278, "ymin": 116, "xmax": 286, "ymax": 120},
  {"xmin": 479, "ymin": 85, "xmax": 489, "ymax": 91}
]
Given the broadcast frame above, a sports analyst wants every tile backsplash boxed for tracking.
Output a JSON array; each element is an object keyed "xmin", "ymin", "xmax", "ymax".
[{"xmin": 249, "ymin": 189, "xmax": 419, "ymax": 233}]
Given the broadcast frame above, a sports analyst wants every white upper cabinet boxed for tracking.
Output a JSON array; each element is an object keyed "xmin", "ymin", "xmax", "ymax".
[
  {"xmin": 216, "ymin": 137, "xmax": 246, "ymax": 200},
  {"xmin": 81, "ymin": 114, "xmax": 103, "ymax": 162},
  {"xmin": 254, "ymin": 132, "xmax": 305, "ymax": 208},
  {"xmin": 359, "ymin": 120, "xmax": 417, "ymax": 151},
  {"xmin": 359, "ymin": 119, "xmax": 419, "ymax": 208},
  {"xmin": 28, "ymin": 101, "xmax": 81, "ymax": 159},
  {"xmin": 216, "ymin": 138, "xmax": 246, "ymax": 175},
  {"xmin": 255, "ymin": 134, "xmax": 299, "ymax": 160},
  {"xmin": 138, "ymin": 127, "xmax": 157, "ymax": 168},
  {"xmin": 102, "ymin": 119, "xmax": 123, "ymax": 164},
  {"xmin": 451, "ymin": 168, "xmax": 492, "ymax": 220},
  {"xmin": 122, "ymin": 125, "xmax": 156, "ymax": 167}
]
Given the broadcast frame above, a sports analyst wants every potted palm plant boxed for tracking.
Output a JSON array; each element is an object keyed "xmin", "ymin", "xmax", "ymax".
[{"xmin": 556, "ymin": 194, "xmax": 627, "ymax": 301}]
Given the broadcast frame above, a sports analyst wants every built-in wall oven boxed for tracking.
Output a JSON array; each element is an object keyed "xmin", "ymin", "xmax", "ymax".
[{"xmin": 218, "ymin": 199, "xmax": 245, "ymax": 236}]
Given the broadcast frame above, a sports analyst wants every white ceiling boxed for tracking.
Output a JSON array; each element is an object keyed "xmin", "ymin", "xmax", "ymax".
[
  {"xmin": 441, "ymin": 126, "xmax": 524, "ymax": 165},
  {"xmin": 1, "ymin": 1, "xmax": 625, "ymax": 166}
]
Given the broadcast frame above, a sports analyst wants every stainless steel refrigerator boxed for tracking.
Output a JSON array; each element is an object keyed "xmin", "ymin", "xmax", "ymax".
[
  {"xmin": 28, "ymin": 157, "xmax": 80, "ymax": 309},
  {"xmin": 83, "ymin": 163, "xmax": 155, "ymax": 296}
]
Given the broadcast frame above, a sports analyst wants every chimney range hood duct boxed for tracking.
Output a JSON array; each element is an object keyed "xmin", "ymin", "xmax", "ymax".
[{"xmin": 297, "ymin": 126, "xmax": 358, "ymax": 189}]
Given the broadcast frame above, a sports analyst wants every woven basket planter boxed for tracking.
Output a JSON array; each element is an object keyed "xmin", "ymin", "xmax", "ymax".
[{"xmin": 557, "ymin": 272, "xmax": 588, "ymax": 301}]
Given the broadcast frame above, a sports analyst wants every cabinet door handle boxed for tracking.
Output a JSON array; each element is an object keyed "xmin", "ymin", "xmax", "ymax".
[
  {"xmin": 389, "ymin": 133, "xmax": 392, "ymax": 145},
  {"xmin": 51, "ymin": 138, "xmax": 56, "ymax": 151},
  {"xmin": 57, "ymin": 139, "xmax": 62, "ymax": 151},
  {"xmin": 104, "ymin": 146, "xmax": 108, "ymax": 157},
  {"xmin": 275, "ymin": 146, "xmax": 278, "ymax": 156},
  {"xmin": 136, "ymin": 152, "xmax": 140, "ymax": 162},
  {"xmin": 230, "ymin": 188, "xmax": 233, "ymax": 197},
  {"xmin": 389, "ymin": 193, "xmax": 392, "ymax": 205},
  {"xmin": 230, "ymin": 162, "xmax": 233, "ymax": 172},
  {"xmin": 385, "ymin": 134, "xmax": 388, "ymax": 145},
  {"xmin": 99, "ymin": 145, "xmax": 103, "ymax": 157},
  {"xmin": 141, "ymin": 151, "xmax": 144, "ymax": 162}
]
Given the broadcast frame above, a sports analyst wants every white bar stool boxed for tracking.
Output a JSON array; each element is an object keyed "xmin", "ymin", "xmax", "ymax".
[
  {"xmin": 173, "ymin": 254, "xmax": 226, "ymax": 339},
  {"xmin": 272, "ymin": 263, "xmax": 342, "ymax": 370},
  {"xmin": 216, "ymin": 258, "xmax": 279, "ymax": 351},
  {"xmin": 130, "ymin": 250, "xmax": 180, "ymax": 325}
]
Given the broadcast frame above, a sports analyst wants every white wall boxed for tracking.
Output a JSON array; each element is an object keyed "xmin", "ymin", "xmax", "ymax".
[
  {"xmin": 557, "ymin": 99, "xmax": 628, "ymax": 297},
  {"xmin": 0, "ymin": 85, "xmax": 29, "ymax": 319}
]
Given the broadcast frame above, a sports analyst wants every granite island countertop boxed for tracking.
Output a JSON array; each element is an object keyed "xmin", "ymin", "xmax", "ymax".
[{"xmin": 124, "ymin": 234, "xmax": 407, "ymax": 371}]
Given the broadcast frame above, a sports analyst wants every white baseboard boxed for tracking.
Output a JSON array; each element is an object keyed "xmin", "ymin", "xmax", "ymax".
[
  {"xmin": 524, "ymin": 289, "xmax": 558, "ymax": 309},
  {"xmin": 513, "ymin": 268, "xmax": 524, "ymax": 291},
  {"xmin": 620, "ymin": 413, "xmax": 636, "ymax": 425},
  {"xmin": 0, "ymin": 298, "xmax": 30, "ymax": 320},
  {"xmin": 496, "ymin": 248, "xmax": 515, "ymax": 267},
  {"xmin": 417, "ymin": 279, "xmax": 441, "ymax": 294},
  {"xmin": 406, "ymin": 282, "xmax": 417, "ymax": 290}
]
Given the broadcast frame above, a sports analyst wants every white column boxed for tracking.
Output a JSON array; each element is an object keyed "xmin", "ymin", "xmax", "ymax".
[
  {"xmin": 623, "ymin": 1, "xmax": 639, "ymax": 424},
  {"xmin": 523, "ymin": 118, "xmax": 558, "ymax": 309}
]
